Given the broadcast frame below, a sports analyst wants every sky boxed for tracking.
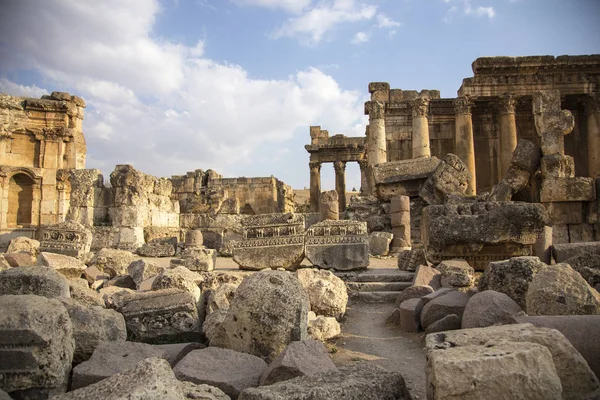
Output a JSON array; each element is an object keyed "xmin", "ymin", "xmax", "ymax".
[{"xmin": 1, "ymin": 0, "xmax": 599, "ymax": 191}]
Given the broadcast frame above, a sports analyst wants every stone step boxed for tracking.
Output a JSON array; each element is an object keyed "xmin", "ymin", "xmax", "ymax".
[
  {"xmin": 335, "ymin": 269, "xmax": 414, "ymax": 283},
  {"xmin": 346, "ymin": 281, "xmax": 411, "ymax": 293},
  {"xmin": 355, "ymin": 291, "xmax": 400, "ymax": 304}
]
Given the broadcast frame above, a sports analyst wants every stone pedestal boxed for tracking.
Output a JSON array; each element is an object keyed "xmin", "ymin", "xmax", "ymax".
[
  {"xmin": 585, "ymin": 95, "xmax": 600, "ymax": 178},
  {"xmin": 366, "ymin": 101, "xmax": 387, "ymax": 166},
  {"xmin": 497, "ymin": 94, "xmax": 518, "ymax": 180},
  {"xmin": 309, "ymin": 161, "xmax": 321, "ymax": 213},
  {"xmin": 334, "ymin": 161, "xmax": 347, "ymax": 213},
  {"xmin": 412, "ymin": 97, "xmax": 431, "ymax": 158},
  {"xmin": 320, "ymin": 190, "xmax": 339, "ymax": 221},
  {"xmin": 454, "ymin": 96, "xmax": 476, "ymax": 195}
]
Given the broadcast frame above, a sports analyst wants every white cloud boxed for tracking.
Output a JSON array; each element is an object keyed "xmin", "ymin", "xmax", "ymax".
[
  {"xmin": 0, "ymin": 0, "xmax": 367, "ymax": 187},
  {"xmin": 0, "ymin": 79, "xmax": 47, "ymax": 98},
  {"xmin": 465, "ymin": 4, "xmax": 495, "ymax": 18},
  {"xmin": 351, "ymin": 31, "xmax": 370, "ymax": 44},
  {"xmin": 232, "ymin": 0, "xmax": 313, "ymax": 14},
  {"xmin": 443, "ymin": 0, "xmax": 495, "ymax": 21},
  {"xmin": 376, "ymin": 13, "xmax": 400, "ymax": 28},
  {"xmin": 272, "ymin": 0, "xmax": 377, "ymax": 45}
]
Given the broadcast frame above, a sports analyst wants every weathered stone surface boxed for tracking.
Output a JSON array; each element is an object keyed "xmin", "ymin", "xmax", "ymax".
[
  {"xmin": 71, "ymin": 340, "xmax": 168, "ymax": 389},
  {"xmin": 37, "ymin": 251, "xmax": 87, "ymax": 279},
  {"xmin": 6, "ymin": 236, "xmax": 40, "ymax": 257},
  {"xmin": 207, "ymin": 282, "xmax": 239, "ymax": 316},
  {"xmin": 233, "ymin": 213, "xmax": 305, "ymax": 271},
  {"xmin": 179, "ymin": 382, "xmax": 231, "ymax": 400},
  {"xmin": 137, "ymin": 237, "xmax": 177, "ymax": 257},
  {"xmin": 113, "ymin": 288, "xmax": 201, "ymax": 343},
  {"xmin": 373, "ymin": 157, "xmax": 441, "ymax": 200},
  {"xmin": 399, "ymin": 298, "xmax": 423, "ymax": 332},
  {"xmin": 179, "ymin": 247, "xmax": 218, "ymax": 272},
  {"xmin": 238, "ymin": 363, "xmax": 412, "ymax": 400},
  {"xmin": 412, "ymin": 264, "xmax": 441, "ymax": 289},
  {"xmin": 541, "ymin": 154, "xmax": 575, "ymax": 178},
  {"xmin": 427, "ymin": 342, "xmax": 562, "ymax": 400},
  {"xmin": 174, "ymin": 347, "xmax": 268, "ymax": 398},
  {"xmin": 39, "ymin": 220, "xmax": 93, "ymax": 258},
  {"xmin": 397, "ymin": 248, "xmax": 427, "ymax": 272},
  {"xmin": 0, "ymin": 255, "xmax": 10, "ymax": 272},
  {"xmin": 58, "ymin": 298, "xmax": 127, "ymax": 364},
  {"xmin": 105, "ymin": 274, "xmax": 136, "ymax": 289},
  {"xmin": 368, "ymin": 231, "xmax": 392, "ymax": 256},
  {"xmin": 420, "ymin": 153, "xmax": 471, "ymax": 205},
  {"xmin": 185, "ymin": 229, "xmax": 204, "ymax": 247},
  {"xmin": 526, "ymin": 263, "xmax": 600, "ymax": 316},
  {"xmin": 511, "ymin": 138, "xmax": 543, "ymax": 173},
  {"xmin": 221, "ymin": 270, "xmax": 309, "ymax": 362},
  {"xmin": 422, "ymin": 202, "xmax": 548, "ymax": 269},
  {"xmin": 305, "ymin": 220, "xmax": 369, "ymax": 271},
  {"xmin": 426, "ymin": 323, "xmax": 600, "ymax": 399},
  {"xmin": 259, "ymin": 339, "xmax": 337, "ymax": 386},
  {"xmin": 296, "ymin": 268, "xmax": 347, "ymax": 319},
  {"xmin": 88, "ymin": 248, "xmax": 137, "ymax": 278},
  {"xmin": 395, "ymin": 284, "xmax": 434, "ymax": 307},
  {"xmin": 478, "ymin": 256, "xmax": 547, "ymax": 309},
  {"xmin": 553, "ymin": 242, "xmax": 600, "ymax": 263},
  {"xmin": 320, "ymin": 190, "xmax": 339, "ymax": 221},
  {"xmin": 154, "ymin": 342, "xmax": 206, "ymax": 367},
  {"xmin": 421, "ymin": 290, "xmax": 469, "ymax": 329},
  {"xmin": 563, "ymin": 251, "xmax": 600, "ymax": 288},
  {"xmin": 437, "ymin": 259, "xmax": 474, "ymax": 288},
  {"xmin": 203, "ymin": 309, "xmax": 230, "ymax": 348},
  {"xmin": 99, "ymin": 286, "xmax": 135, "ymax": 308},
  {"xmin": 461, "ymin": 290, "xmax": 522, "ymax": 329},
  {"xmin": 152, "ymin": 266, "xmax": 203, "ymax": 302},
  {"xmin": 307, "ymin": 312, "xmax": 341, "ymax": 341},
  {"xmin": 424, "ymin": 313, "xmax": 461, "ymax": 334},
  {"xmin": 127, "ymin": 259, "xmax": 160, "ymax": 289},
  {"xmin": 3, "ymin": 251, "xmax": 35, "ymax": 267},
  {"xmin": 55, "ymin": 358, "xmax": 187, "ymax": 400},
  {"xmin": 0, "ymin": 265, "xmax": 70, "ymax": 298},
  {"xmin": 541, "ymin": 177, "xmax": 596, "ymax": 202},
  {"xmin": 0, "ymin": 295, "xmax": 74, "ymax": 396}
]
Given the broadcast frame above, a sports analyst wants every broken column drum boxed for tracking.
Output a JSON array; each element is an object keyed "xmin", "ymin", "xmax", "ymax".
[{"xmin": 390, "ymin": 195, "xmax": 411, "ymax": 251}]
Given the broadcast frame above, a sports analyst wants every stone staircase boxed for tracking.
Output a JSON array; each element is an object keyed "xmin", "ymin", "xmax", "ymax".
[{"xmin": 335, "ymin": 268, "xmax": 414, "ymax": 303}]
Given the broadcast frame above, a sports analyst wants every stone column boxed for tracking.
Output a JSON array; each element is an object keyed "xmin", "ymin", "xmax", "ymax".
[
  {"xmin": 412, "ymin": 97, "xmax": 431, "ymax": 158},
  {"xmin": 309, "ymin": 161, "xmax": 321, "ymax": 213},
  {"xmin": 454, "ymin": 96, "xmax": 476, "ymax": 195},
  {"xmin": 334, "ymin": 160, "xmax": 347, "ymax": 212},
  {"xmin": 497, "ymin": 94, "xmax": 518, "ymax": 180},
  {"xmin": 358, "ymin": 160, "xmax": 369, "ymax": 195},
  {"xmin": 585, "ymin": 94, "xmax": 600, "ymax": 178},
  {"xmin": 390, "ymin": 195, "xmax": 411, "ymax": 251},
  {"xmin": 366, "ymin": 101, "xmax": 387, "ymax": 166}
]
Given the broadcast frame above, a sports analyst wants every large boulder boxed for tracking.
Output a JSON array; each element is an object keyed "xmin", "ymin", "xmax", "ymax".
[
  {"xmin": 296, "ymin": 268, "xmax": 348, "ymax": 320},
  {"xmin": 369, "ymin": 231, "xmax": 392, "ymax": 256},
  {"xmin": 563, "ymin": 251, "xmax": 600, "ymax": 288},
  {"xmin": 461, "ymin": 290, "xmax": 523, "ymax": 329},
  {"xmin": 0, "ymin": 265, "xmax": 70, "ymax": 298},
  {"xmin": 420, "ymin": 290, "xmax": 469, "ymax": 330},
  {"xmin": 526, "ymin": 263, "xmax": 600, "ymax": 316},
  {"xmin": 6, "ymin": 236, "xmax": 40, "ymax": 257},
  {"xmin": 479, "ymin": 256, "xmax": 547, "ymax": 309},
  {"xmin": 221, "ymin": 270, "xmax": 309, "ymax": 362},
  {"xmin": 0, "ymin": 295, "xmax": 74, "ymax": 398},
  {"xmin": 88, "ymin": 248, "xmax": 137, "ymax": 278},
  {"xmin": 238, "ymin": 363, "xmax": 412, "ymax": 400},
  {"xmin": 207, "ymin": 283, "xmax": 239, "ymax": 316},
  {"xmin": 37, "ymin": 251, "xmax": 87, "ymax": 279}
]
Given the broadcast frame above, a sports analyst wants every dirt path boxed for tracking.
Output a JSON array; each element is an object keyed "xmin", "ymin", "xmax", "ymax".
[{"xmin": 331, "ymin": 301, "xmax": 427, "ymax": 399}]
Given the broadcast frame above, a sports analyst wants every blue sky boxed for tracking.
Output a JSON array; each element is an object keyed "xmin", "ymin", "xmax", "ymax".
[{"xmin": 1, "ymin": 0, "xmax": 599, "ymax": 191}]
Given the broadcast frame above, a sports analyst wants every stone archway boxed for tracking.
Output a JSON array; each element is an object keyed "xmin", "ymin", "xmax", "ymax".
[{"xmin": 8, "ymin": 173, "xmax": 34, "ymax": 227}]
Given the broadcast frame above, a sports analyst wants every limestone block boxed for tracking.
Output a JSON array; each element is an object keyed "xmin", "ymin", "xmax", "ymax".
[
  {"xmin": 425, "ymin": 323, "xmax": 600, "ymax": 399},
  {"xmin": 399, "ymin": 298, "xmax": 423, "ymax": 332},
  {"xmin": 421, "ymin": 290, "xmax": 469, "ymax": 330},
  {"xmin": 320, "ymin": 190, "xmax": 339, "ymax": 221},
  {"xmin": 369, "ymin": 231, "xmax": 392, "ymax": 256},
  {"xmin": 427, "ymin": 342, "xmax": 562, "ymax": 400},
  {"xmin": 545, "ymin": 201, "xmax": 583, "ymax": 224},
  {"xmin": 238, "ymin": 363, "xmax": 411, "ymax": 400},
  {"xmin": 422, "ymin": 202, "xmax": 548, "ymax": 269},
  {"xmin": 390, "ymin": 211, "xmax": 410, "ymax": 227},
  {"xmin": 526, "ymin": 263, "xmax": 600, "ymax": 316},
  {"xmin": 71, "ymin": 342, "xmax": 168, "ymax": 389},
  {"xmin": 424, "ymin": 313, "xmax": 461, "ymax": 334},
  {"xmin": 174, "ymin": 347, "xmax": 268, "ymax": 398},
  {"xmin": 437, "ymin": 259, "xmax": 474, "ymax": 288},
  {"xmin": 305, "ymin": 220, "xmax": 369, "ymax": 271},
  {"xmin": 0, "ymin": 265, "xmax": 70, "ymax": 298},
  {"xmin": 39, "ymin": 220, "xmax": 93, "ymax": 258},
  {"xmin": 461, "ymin": 290, "xmax": 522, "ymax": 329},
  {"xmin": 105, "ymin": 274, "xmax": 136, "ymax": 289},
  {"xmin": 373, "ymin": 157, "xmax": 441, "ymax": 200},
  {"xmin": 127, "ymin": 259, "xmax": 160, "ymax": 289},
  {"xmin": 553, "ymin": 242, "xmax": 600, "ymax": 262},
  {"xmin": 0, "ymin": 255, "xmax": 10, "ymax": 272},
  {"xmin": 203, "ymin": 309, "xmax": 229, "ymax": 348},
  {"xmin": 3, "ymin": 252, "xmax": 35, "ymax": 267},
  {"xmin": 154, "ymin": 342, "xmax": 206, "ymax": 367},
  {"xmin": 115, "ymin": 226, "xmax": 145, "ymax": 251},
  {"xmin": 307, "ymin": 313, "xmax": 341, "ymax": 341},
  {"xmin": 397, "ymin": 248, "xmax": 427, "ymax": 272},
  {"xmin": 412, "ymin": 264, "xmax": 441, "ymax": 289},
  {"xmin": 420, "ymin": 153, "xmax": 471, "ymax": 205},
  {"xmin": 58, "ymin": 298, "xmax": 126, "ymax": 364},
  {"xmin": 370, "ymin": 89, "xmax": 389, "ymax": 102},
  {"xmin": 69, "ymin": 281, "xmax": 105, "ymax": 308},
  {"xmin": 259, "ymin": 339, "xmax": 337, "ymax": 386},
  {"xmin": 180, "ymin": 247, "xmax": 217, "ymax": 272},
  {"xmin": 511, "ymin": 139, "xmax": 542, "ymax": 173},
  {"xmin": 541, "ymin": 154, "xmax": 575, "ymax": 178},
  {"xmin": 221, "ymin": 270, "xmax": 309, "ymax": 362},
  {"xmin": 206, "ymin": 283, "xmax": 239, "ymax": 316},
  {"xmin": 37, "ymin": 251, "xmax": 87, "ymax": 279},
  {"xmin": 389, "ymin": 89, "xmax": 403, "ymax": 102},
  {"xmin": 368, "ymin": 82, "xmax": 390, "ymax": 93},
  {"xmin": 137, "ymin": 237, "xmax": 177, "ymax": 257},
  {"xmin": 552, "ymin": 224, "xmax": 570, "ymax": 244},
  {"xmin": 568, "ymin": 223, "xmax": 596, "ymax": 243},
  {"xmin": 479, "ymin": 256, "xmax": 548, "ymax": 309},
  {"xmin": 541, "ymin": 177, "xmax": 595, "ymax": 202},
  {"xmin": 563, "ymin": 251, "xmax": 600, "ymax": 288},
  {"xmin": 88, "ymin": 248, "xmax": 137, "ymax": 278},
  {"xmin": 151, "ymin": 266, "xmax": 203, "ymax": 302},
  {"xmin": 0, "ymin": 295, "xmax": 74, "ymax": 397},
  {"xmin": 395, "ymin": 284, "xmax": 434, "ymax": 307},
  {"xmin": 6, "ymin": 236, "xmax": 40, "ymax": 257},
  {"xmin": 296, "ymin": 268, "xmax": 348, "ymax": 319}
]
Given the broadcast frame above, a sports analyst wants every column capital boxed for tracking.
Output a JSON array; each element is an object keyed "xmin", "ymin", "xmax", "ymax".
[
  {"xmin": 365, "ymin": 101, "xmax": 386, "ymax": 119},
  {"xmin": 309, "ymin": 161, "xmax": 321, "ymax": 172},
  {"xmin": 357, "ymin": 159, "xmax": 368, "ymax": 169},
  {"xmin": 496, "ymin": 93, "xmax": 517, "ymax": 115},
  {"xmin": 412, "ymin": 97, "xmax": 430, "ymax": 117},
  {"xmin": 333, "ymin": 160, "xmax": 347, "ymax": 173},
  {"xmin": 454, "ymin": 96, "xmax": 474, "ymax": 115}
]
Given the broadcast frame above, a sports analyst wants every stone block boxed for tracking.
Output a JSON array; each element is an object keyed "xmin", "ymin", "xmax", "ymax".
[
  {"xmin": 397, "ymin": 248, "xmax": 426, "ymax": 271},
  {"xmin": 568, "ymin": 223, "xmax": 596, "ymax": 243},
  {"xmin": 368, "ymin": 82, "xmax": 390, "ymax": 93},
  {"xmin": 126, "ymin": 259, "xmax": 159, "ymax": 289},
  {"xmin": 3, "ymin": 252, "xmax": 35, "ymax": 267},
  {"xmin": 391, "ymin": 225, "xmax": 411, "ymax": 249},
  {"xmin": 0, "ymin": 265, "xmax": 70, "ymax": 298},
  {"xmin": 185, "ymin": 229, "xmax": 204, "ymax": 247},
  {"xmin": 390, "ymin": 195, "xmax": 410, "ymax": 213},
  {"xmin": 88, "ymin": 248, "xmax": 137, "ymax": 278},
  {"xmin": 424, "ymin": 313, "xmax": 461, "ymax": 334},
  {"xmin": 420, "ymin": 153, "xmax": 470, "ymax": 205},
  {"xmin": 305, "ymin": 220, "xmax": 369, "ymax": 271},
  {"xmin": 511, "ymin": 139, "xmax": 542, "ymax": 173},
  {"xmin": 174, "ymin": 347, "xmax": 268, "ymax": 398},
  {"xmin": 541, "ymin": 154, "xmax": 575, "ymax": 178},
  {"xmin": 540, "ymin": 177, "xmax": 595, "ymax": 202},
  {"xmin": 180, "ymin": 247, "xmax": 217, "ymax": 272},
  {"xmin": 437, "ymin": 259, "xmax": 474, "ymax": 288},
  {"xmin": 6, "ymin": 236, "xmax": 40, "ymax": 257},
  {"xmin": 307, "ymin": 313, "xmax": 341, "ymax": 342},
  {"xmin": 368, "ymin": 231, "xmax": 392, "ymax": 256},
  {"xmin": 39, "ymin": 220, "xmax": 92, "ymax": 258},
  {"xmin": 0, "ymin": 295, "xmax": 74, "ymax": 397},
  {"xmin": 461, "ymin": 290, "xmax": 522, "ymax": 329},
  {"xmin": 544, "ymin": 201, "xmax": 583, "ymax": 224},
  {"xmin": 296, "ymin": 268, "xmax": 347, "ymax": 320},
  {"xmin": 136, "ymin": 237, "xmax": 177, "ymax": 257},
  {"xmin": 412, "ymin": 264, "xmax": 441, "ymax": 289},
  {"xmin": 320, "ymin": 190, "xmax": 339, "ymax": 221},
  {"xmin": 553, "ymin": 241, "xmax": 600, "ymax": 262},
  {"xmin": 373, "ymin": 157, "xmax": 441, "ymax": 200},
  {"xmin": 421, "ymin": 290, "xmax": 469, "ymax": 329},
  {"xmin": 395, "ymin": 284, "xmax": 434, "ymax": 307},
  {"xmin": 37, "ymin": 251, "xmax": 87, "ymax": 279},
  {"xmin": 552, "ymin": 224, "xmax": 570, "ymax": 244},
  {"xmin": 151, "ymin": 266, "xmax": 202, "ymax": 302},
  {"xmin": 389, "ymin": 89, "xmax": 403, "ymax": 102},
  {"xmin": 154, "ymin": 342, "xmax": 206, "ymax": 367},
  {"xmin": 399, "ymin": 298, "xmax": 423, "ymax": 332},
  {"xmin": 390, "ymin": 211, "xmax": 410, "ymax": 227}
]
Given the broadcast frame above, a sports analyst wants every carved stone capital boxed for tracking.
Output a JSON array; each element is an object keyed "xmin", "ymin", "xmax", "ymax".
[
  {"xmin": 358, "ymin": 159, "xmax": 368, "ymax": 170},
  {"xmin": 454, "ymin": 96, "xmax": 474, "ymax": 115},
  {"xmin": 334, "ymin": 160, "xmax": 346, "ymax": 173},
  {"xmin": 309, "ymin": 161, "xmax": 321, "ymax": 173},
  {"xmin": 496, "ymin": 94, "xmax": 516, "ymax": 114},
  {"xmin": 412, "ymin": 97, "xmax": 430, "ymax": 118},
  {"xmin": 366, "ymin": 101, "xmax": 386, "ymax": 119}
]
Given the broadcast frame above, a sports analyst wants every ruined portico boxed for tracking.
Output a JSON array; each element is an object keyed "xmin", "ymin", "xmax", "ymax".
[{"xmin": 305, "ymin": 126, "xmax": 366, "ymax": 213}]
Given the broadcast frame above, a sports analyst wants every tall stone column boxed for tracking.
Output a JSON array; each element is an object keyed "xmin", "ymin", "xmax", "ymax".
[
  {"xmin": 334, "ymin": 160, "xmax": 347, "ymax": 212},
  {"xmin": 454, "ymin": 96, "xmax": 476, "ymax": 195},
  {"xmin": 412, "ymin": 97, "xmax": 431, "ymax": 158},
  {"xmin": 358, "ymin": 160, "xmax": 369, "ymax": 195},
  {"xmin": 585, "ymin": 94, "xmax": 600, "ymax": 178},
  {"xmin": 309, "ymin": 161, "xmax": 321, "ymax": 213},
  {"xmin": 366, "ymin": 101, "xmax": 387, "ymax": 166},
  {"xmin": 497, "ymin": 94, "xmax": 518, "ymax": 180}
]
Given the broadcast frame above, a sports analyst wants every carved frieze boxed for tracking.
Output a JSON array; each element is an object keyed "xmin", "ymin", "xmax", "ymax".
[{"xmin": 39, "ymin": 220, "xmax": 92, "ymax": 258}]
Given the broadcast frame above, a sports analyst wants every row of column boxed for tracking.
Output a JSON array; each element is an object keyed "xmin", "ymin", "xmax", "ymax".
[{"xmin": 309, "ymin": 160, "xmax": 369, "ymax": 213}]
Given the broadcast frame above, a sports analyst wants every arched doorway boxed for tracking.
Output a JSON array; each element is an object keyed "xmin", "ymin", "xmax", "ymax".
[{"xmin": 7, "ymin": 173, "xmax": 34, "ymax": 227}]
